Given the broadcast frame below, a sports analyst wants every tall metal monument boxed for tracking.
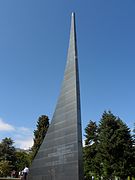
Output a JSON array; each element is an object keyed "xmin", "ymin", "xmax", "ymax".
[{"xmin": 28, "ymin": 13, "xmax": 83, "ymax": 180}]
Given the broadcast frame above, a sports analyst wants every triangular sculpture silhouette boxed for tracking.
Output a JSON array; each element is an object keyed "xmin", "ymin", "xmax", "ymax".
[{"xmin": 28, "ymin": 12, "xmax": 83, "ymax": 180}]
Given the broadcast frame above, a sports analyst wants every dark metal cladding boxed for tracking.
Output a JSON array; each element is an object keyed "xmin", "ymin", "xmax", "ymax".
[{"xmin": 28, "ymin": 12, "xmax": 84, "ymax": 180}]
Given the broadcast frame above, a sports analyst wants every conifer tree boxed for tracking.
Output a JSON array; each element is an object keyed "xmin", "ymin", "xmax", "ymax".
[
  {"xmin": 84, "ymin": 111, "xmax": 135, "ymax": 179},
  {"xmin": 31, "ymin": 115, "xmax": 49, "ymax": 159},
  {"xmin": 98, "ymin": 111, "xmax": 134, "ymax": 179},
  {"xmin": 0, "ymin": 137, "xmax": 16, "ymax": 162},
  {"xmin": 0, "ymin": 137, "xmax": 16, "ymax": 176},
  {"xmin": 84, "ymin": 121, "xmax": 101, "ymax": 179}
]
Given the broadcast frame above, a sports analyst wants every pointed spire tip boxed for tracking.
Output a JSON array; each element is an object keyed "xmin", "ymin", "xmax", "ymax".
[{"xmin": 72, "ymin": 12, "xmax": 75, "ymax": 17}]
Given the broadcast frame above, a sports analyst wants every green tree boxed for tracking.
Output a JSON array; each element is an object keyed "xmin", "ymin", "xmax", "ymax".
[
  {"xmin": 0, "ymin": 138, "xmax": 16, "ymax": 176},
  {"xmin": 15, "ymin": 151, "xmax": 31, "ymax": 172},
  {"xmin": 85, "ymin": 120, "xmax": 98, "ymax": 146},
  {"xmin": 83, "ymin": 111, "xmax": 135, "ymax": 180},
  {"xmin": 31, "ymin": 115, "xmax": 49, "ymax": 159},
  {"xmin": 0, "ymin": 138, "xmax": 16, "ymax": 165},
  {"xmin": 0, "ymin": 137, "xmax": 15, "ymax": 161},
  {"xmin": 0, "ymin": 160, "xmax": 12, "ymax": 177},
  {"xmin": 98, "ymin": 111, "xmax": 134, "ymax": 179},
  {"xmin": 84, "ymin": 121, "xmax": 101, "ymax": 179}
]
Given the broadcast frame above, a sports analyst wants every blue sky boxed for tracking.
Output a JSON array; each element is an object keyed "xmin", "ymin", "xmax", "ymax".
[{"xmin": 0, "ymin": 0, "xmax": 135, "ymax": 149}]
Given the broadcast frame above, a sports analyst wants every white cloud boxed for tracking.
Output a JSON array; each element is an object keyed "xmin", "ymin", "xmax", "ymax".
[
  {"xmin": 83, "ymin": 139, "xmax": 85, "ymax": 147},
  {"xmin": 14, "ymin": 126, "xmax": 33, "ymax": 150},
  {"xmin": 15, "ymin": 137, "xmax": 33, "ymax": 150},
  {"xmin": 0, "ymin": 118, "xmax": 33, "ymax": 150},
  {"xmin": 18, "ymin": 127, "xmax": 31, "ymax": 133},
  {"xmin": 0, "ymin": 118, "xmax": 15, "ymax": 131}
]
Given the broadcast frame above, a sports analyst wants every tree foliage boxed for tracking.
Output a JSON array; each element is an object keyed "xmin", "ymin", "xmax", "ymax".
[
  {"xmin": 84, "ymin": 121, "xmax": 101, "ymax": 179},
  {"xmin": 0, "ymin": 137, "xmax": 16, "ymax": 162},
  {"xmin": 0, "ymin": 138, "xmax": 16, "ymax": 177},
  {"xmin": 0, "ymin": 137, "xmax": 31, "ymax": 177},
  {"xmin": 31, "ymin": 115, "xmax": 49, "ymax": 159},
  {"xmin": 84, "ymin": 111, "xmax": 135, "ymax": 180},
  {"xmin": 0, "ymin": 115, "xmax": 49, "ymax": 177},
  {"xmin": 0, "ymin": 160, "xmax": 12, "ymax": 177},
  {"xmin": 15, "ymin": 151, "xmax": 31, "ymax": 172}
]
